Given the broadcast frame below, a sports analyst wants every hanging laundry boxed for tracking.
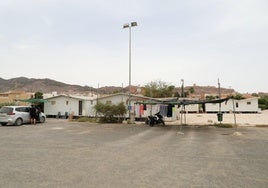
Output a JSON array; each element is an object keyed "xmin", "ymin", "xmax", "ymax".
[
  {"xmin": 167, "ymin": 104, "xmax": 174, "ymax": 117},
  {"xmin": 135, "ymin": 105, "xmax": 140, "ymax": 116},
  {"xmin": 160, "ymin": 105, "xmax": 168, "ymax": 116},
  {"xmin": 140, "ymin": 104, "xmax": 144, "ymax": 116}
]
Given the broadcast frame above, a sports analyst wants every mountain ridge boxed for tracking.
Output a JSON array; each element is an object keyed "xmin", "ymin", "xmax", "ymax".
[
  {"xmin": 0, "ymin": 77, "xmax": 238, "ymax": 96},
  {"xmin": 0, "ymin": 77, "xmax": 127, "ymax": 94}
]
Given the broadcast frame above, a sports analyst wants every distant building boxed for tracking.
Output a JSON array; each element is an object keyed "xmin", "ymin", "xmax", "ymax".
[
  {"xmin": 205, "ymin": 97, "xmax": 260, "ymax": 113},
  {"xmin": 44, "ymin": 93, "xmax": 158, "ymax": 119},
  {"xmin": 0, "ymin": 91, "xmax": 33, "ymax": 105},
  {"xmin": 43, "ymin": 93, "xmax": 261, "ymax": 120},
  {"xmin": 44, "ymin": 94, "xmax": 96, "ymax": 118}
]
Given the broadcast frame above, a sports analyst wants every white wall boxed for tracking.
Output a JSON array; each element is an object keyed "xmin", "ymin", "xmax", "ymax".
[
  {"xmin": 234, "ymin": 98, "xmax": 259, "ymax": 112},
  {"xmin": 44, "ymin": 96, "xmax": 80, "ymax": 116},
  {"xmin": 86, "ymin": 94, "xmax": 127, "ymax": 117},
  {"xmin": 89, "ymin": 94, "xmax": 158, "ymax": 118},
  {"xmin": 88, "ymin": 99, "xmax": 97, "ymax": 117},
  {"xmin": 205, "ymin": 102, "xmax": 231, "ymax": 112},
  {"xmin": 205, "ymin": 98, "xmax": 259, "ymax": 113},
  {"xmin": 183, "ymin": 104, "xmax": 199, "ymax": 113}
]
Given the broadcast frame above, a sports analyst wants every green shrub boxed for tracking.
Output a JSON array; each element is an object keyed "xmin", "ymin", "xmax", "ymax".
[
  {"xmin": 97, "ymin": 117, "xmax": 123, "ymax": 123},
  {"xmin": 94, "ymin": 102, "xmax": 127, "ymax": 123},
  {"xmin": 77, "ymin": 117, "xmax": 95, "ymax": 122},
  {"xmin": 214, "ymin": 123, "xmax": 233, "ymax": 128},
  {"xmin": 258, "ymin": 96, "xmax": 268, "ymax": 110}
]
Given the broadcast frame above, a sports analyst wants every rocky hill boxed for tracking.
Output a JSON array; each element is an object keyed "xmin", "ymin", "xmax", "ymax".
[
  {"xmin": 0, "ymin": 77, "xmax": 128, "ymax": 94},
  {"xmin": 179, "ymin": 85, "xmax": 235, "ymax": 97},
  {"xmin": 0, "ymin": 77, "xmax": 236, "ymax": 96}
]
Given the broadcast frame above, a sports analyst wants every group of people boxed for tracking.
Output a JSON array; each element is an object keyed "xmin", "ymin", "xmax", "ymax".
[{"xmin": 29, "ymin": 105, "xmax": 40, "ymax": 124}]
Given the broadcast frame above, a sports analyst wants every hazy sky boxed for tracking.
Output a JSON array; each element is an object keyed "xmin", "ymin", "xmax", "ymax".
[{"xmin": 1, "ymin": 0, "xmax": 267, "ymax": 93}]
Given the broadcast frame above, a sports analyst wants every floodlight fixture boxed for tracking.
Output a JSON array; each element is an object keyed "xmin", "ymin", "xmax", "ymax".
[{"xmin": 123, "ymin": 21, "xmax": 138, "ymax": 120}]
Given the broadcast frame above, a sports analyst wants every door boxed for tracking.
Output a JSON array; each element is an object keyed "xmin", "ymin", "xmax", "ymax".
[
  {"xmin": 78, "ymin": 101, "xmax": 82, "ymax": 115},
  {"xmin": 18, "ymin": 107, "xmax": 31, "ymax": 123}
]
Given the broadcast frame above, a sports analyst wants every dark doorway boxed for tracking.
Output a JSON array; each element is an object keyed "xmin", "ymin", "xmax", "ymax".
[
  {"xmin": 79, "ymin": 101, "xmax": 82, "ymax": 115},
  {"xmin": 201, "ymin": 104, "xmax": 206, "ymax": 113}
]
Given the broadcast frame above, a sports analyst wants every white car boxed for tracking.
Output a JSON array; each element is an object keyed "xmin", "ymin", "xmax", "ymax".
[{"xmin": 0, "ymin": 106, "xmax": 46, "ymax": 126}]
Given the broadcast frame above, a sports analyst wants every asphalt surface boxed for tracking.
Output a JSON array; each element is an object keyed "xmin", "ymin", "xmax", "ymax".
[{"xmin": 0, "ymin": 119, "xmax": 267, "ymax": 188}]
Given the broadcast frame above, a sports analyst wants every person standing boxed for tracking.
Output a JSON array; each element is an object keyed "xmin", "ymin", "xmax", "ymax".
[
  {"xmin": 36, "ymin": 106, "xmax": 41, "ymax": 122},
  {"xmin": 30, "ymin": 105, "xmax": 37, "ymax": 124}
]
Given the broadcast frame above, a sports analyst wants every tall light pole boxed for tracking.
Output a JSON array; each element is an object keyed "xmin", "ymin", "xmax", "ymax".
[
  {"xmin": 181, "ymin": 79, "xmax": 184, "ymax": 97},
  {"xmin": 123, "ymin": 22, "xmax": 137, "ymax": 120}
]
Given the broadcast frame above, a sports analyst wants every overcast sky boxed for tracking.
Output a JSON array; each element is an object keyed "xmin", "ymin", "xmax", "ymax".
[{"xmin": 1, "ymin": 0, "xmax": 267, "ymax": 93}]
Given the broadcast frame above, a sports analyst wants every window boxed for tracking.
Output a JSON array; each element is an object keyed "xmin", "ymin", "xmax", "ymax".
[
  {"xmin": 16, "ymin": 107, "xmax": 22, "ymax": 112},
  {"xmin": 0, "ymin": 107, "xmax": 12, "ymax": 113},
  {"xmin": 15, "ymin": 107, "xmax": 28, "ymax": 112},
  {"xmin": 51, "ymin": 101, "xmax": 56, "ymax": 105},
  {"xmin": 236, "ymin": 102, "xmax": 239, "ymax": 108},
  {"xmin": 66, "ymin": 101, "xmax": 69, "ymax": 105},
  {"xmin": 247, "ymin": 101, "xmax": 251, "ymax": 105}
]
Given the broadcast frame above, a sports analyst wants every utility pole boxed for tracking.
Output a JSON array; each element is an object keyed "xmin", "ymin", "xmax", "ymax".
[{"xmin": 218, "ymin": 78, "xmax": 222, "ymax": 124}]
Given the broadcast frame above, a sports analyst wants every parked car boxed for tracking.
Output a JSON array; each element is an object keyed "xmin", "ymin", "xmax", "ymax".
[{"xmin": 0, "ymin": 106, "xmax": 46, "ymax": 126}]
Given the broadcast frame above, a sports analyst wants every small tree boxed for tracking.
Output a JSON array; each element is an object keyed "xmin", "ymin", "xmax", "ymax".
[
  {"xmin": 33, "ymin": 91, "xmax": 44, "ymax": 112},
  {"xmin": 34, "ymin": 91, "xmax": 43, "ymax": 99},
  {"xmin": 259, "ymin": 96, "xmax": 268, "ymax": 110},
  {"xmin": 144, "ymin": 80, "xmax": 175, "ymax": 98},
  {"xmin": 94, "ymin": 102, "xmax": 127, "ymax": 123},
  {"xmin": 189, "ymin": 87, "xmax": 195, "ymax": 94},
  {"xmin": 206, "ymin": 95, "xmax": 216, "ymax": 100},
  {"xmin": 231, "ymin": 93, "xmax": 245, "ymax": 100}
]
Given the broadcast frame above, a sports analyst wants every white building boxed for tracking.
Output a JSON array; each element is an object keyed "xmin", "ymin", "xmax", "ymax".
[
  {"xmin": 44, "ymin": 93, "xmax": 157, "ymax": 118},
  {"xmin": 44, "ymin": 94, "xmax": 96, "ymax": 117},
  {"xmin": 89, "ymin": 93, "xmax": 158, "ymax": 118},
  {"xmin": 43, "ymin": 93, "xmax": 260, "ymax": 119},
  {"xmin": 205, "ymin": 97, "xmax": 260, "ymax": 113},
  {"xmin": 177, "ymin": 98, "xmax": 200, "ymax": 113}
]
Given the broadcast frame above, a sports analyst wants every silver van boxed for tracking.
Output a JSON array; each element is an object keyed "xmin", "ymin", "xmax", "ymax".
[{"xmin": 0, "ymin": 106, "xmax": 46, "ymax": 126}]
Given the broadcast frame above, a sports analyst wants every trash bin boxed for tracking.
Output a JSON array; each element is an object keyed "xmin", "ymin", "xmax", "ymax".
[
  {"xmin": 217, "ymin": 112, "xmax": 223, "ymax": 122},
  {"xmin": 57, "ymin": 112, "xmax": 61, "ymax": 119},
  {"xmin": 64, "ymin": 112, "xmax": 68, "ymax": 119}
]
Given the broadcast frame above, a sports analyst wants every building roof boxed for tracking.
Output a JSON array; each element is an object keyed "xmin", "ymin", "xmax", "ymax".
[
  {"xmin": 45, "ymin": 94, "xmax": 84, "ymax": 100},
  {"xmin": 96, "ymin": 93, "xmax": 156, "ymax": 101},
  {"xmin": 45, "ymin": 94, "xmax": 96, "ymax": 101}
]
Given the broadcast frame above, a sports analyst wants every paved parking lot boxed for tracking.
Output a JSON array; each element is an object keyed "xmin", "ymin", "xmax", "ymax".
[{"xmin": 0, "ymin": 119, "xmax": 267, "ymax": 188}]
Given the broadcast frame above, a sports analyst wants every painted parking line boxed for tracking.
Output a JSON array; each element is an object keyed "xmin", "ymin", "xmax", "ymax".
[{"xmin": 51, "ymin": 127, "xmax": 64, "ymax": 130}]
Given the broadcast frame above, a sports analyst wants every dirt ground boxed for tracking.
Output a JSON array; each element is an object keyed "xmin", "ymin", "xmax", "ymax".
[{"xmin": 0, "ymin": 119, "xmax": 267, "ymax": 188}]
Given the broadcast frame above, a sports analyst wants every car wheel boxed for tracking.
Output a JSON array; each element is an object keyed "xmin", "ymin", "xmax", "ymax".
[
  {"xmin": 39, "ymin": 116, "xmax": 45, "ymax": 123},
  {"xmin": 15, "ymin": 118, "xmax": 23, "ymax": 126}
]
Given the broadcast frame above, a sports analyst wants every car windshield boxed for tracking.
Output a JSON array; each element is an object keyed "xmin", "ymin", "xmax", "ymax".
[{"xmin": 0, "ymin": 107, "xmax": 13, "ymax": 114}]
